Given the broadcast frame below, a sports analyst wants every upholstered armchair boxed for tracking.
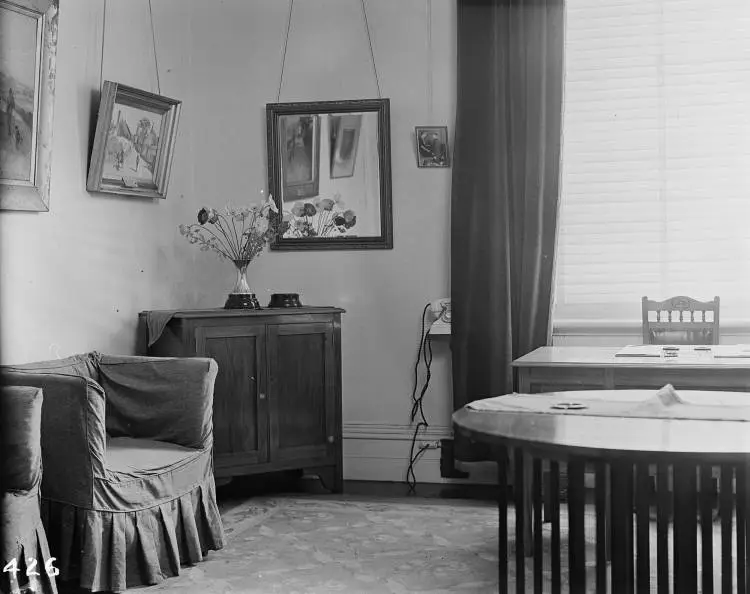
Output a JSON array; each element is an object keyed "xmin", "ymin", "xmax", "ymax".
[
  {"xmin": 1, "ymin": 386, "xmax": 58, "ymax": 594},
  {"xmin": 2, "ymin": 353, "xmax": 224, "ymax": 593}
]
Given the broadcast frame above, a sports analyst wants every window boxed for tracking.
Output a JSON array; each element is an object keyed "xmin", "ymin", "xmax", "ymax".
[{"xmin": 553, "ymin": 0, "xmax": 750, "ymax": 328}]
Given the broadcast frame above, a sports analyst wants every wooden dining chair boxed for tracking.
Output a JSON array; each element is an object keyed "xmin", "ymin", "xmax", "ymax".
[{"xmin": 642, "ymin": 295, "xmax": 720, "ymax": 345}]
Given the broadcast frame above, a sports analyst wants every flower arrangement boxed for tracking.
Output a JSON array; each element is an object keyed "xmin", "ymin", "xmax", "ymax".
[
  {"xmin": 179, "ymin": 191, "xmax": 279, "ymax": 262},
  {"xmin": 280, "ymin": 193, "xmax": 356, "ymax": 238}
]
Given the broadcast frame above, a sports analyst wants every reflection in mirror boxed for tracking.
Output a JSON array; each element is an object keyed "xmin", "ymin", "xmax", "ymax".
[
  {"xmin": 279, "ymin": 112, "xmax": 380, "ymax": 238},
  {"xmin": 266, "ymin": 99, "xmax": 392, "ymax": 251}
]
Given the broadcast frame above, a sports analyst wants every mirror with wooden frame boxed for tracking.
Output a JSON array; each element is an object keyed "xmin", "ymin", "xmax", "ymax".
[{"xmin": 266, "ymin": 98, "xmax": 392, "ymax": 250}]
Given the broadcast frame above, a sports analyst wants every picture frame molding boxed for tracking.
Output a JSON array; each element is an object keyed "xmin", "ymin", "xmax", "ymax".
[
  {"xmin": 86, "ymin": 81, "xmax": 182, "ymax": 199},
  {"xmin": 266, "ymin": 98, "xmax": 393, "ymax": 251},
  {"xmin": 0, "ymin": 0, "xmax": 59, "ymax": 212}
]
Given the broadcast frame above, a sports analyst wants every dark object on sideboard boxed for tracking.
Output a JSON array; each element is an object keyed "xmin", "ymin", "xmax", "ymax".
[
  {"xmin": 268, "ymin": 293, "xmax": 302, "ymax": 308},
  {"xmin": 138, "ymin": 307, "xmax": 345, "ymax": 493}
]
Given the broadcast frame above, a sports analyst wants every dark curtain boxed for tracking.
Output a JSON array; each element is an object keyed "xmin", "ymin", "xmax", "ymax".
[{"xmin": 451, "ymin": 0, "xmax": 565, "ymax": 461}]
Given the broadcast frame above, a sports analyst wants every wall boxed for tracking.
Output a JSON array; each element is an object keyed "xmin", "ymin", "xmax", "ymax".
[{"xmin": 0, "ymin": 0, "xmax": 460, "ymax": 483}]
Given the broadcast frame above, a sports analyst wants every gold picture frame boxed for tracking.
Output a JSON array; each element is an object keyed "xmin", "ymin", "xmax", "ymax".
[{"xmin": 0, "ymin": 0, "xmax": 59, "ymax": 212}]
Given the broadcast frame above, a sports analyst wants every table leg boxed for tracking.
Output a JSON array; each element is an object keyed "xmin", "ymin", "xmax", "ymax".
[
  {"xmin": 497, "ymin": 446, "xmax": 509, "ymax": 594},
  {"xmin": 611, "ymin": 459, "xmax": 634, "ymax": 594},
  {"xmin": 550, "ymin": 461, "xmax": 562, "ymax": 594},
  {"xmin": 593, "ymin": 461, "xmax": 612, "ymax": 564},
  {"xmin": 523, "ymin": 451, "xmax": 533, "ymax": 557},
  {"xmin": 568, "ymin": 458, "xmax": 586, "ymax": 592},
  {"xmin": 515, "ymin": 448, "xmax": 528, "ymax": 588}
]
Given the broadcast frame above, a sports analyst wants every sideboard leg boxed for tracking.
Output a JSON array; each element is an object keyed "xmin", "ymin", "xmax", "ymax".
[
  {"xmin": 308, "ymin": 466, "xmax": 343, "ymax": 494},
  {"xmin": 214, "ymin": 476, "xmax": 233, "ymax": 488}
]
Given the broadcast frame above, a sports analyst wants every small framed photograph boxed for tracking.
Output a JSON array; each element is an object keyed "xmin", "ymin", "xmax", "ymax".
[
  {"xmin": 0, "ymin": 0, "xmax": 59, "ymax": 212},
  {"xmin": 87, "ymin": 81, "xmax": 181, "ymax": 199},
  {"xmin": 279, "ymin": 113, "xmax": 320, "ymax": 201},
  {"xmin": 415, "ymin": 126, "xmax": 450, "ymax": 168},
  {"xmin": 329, "ymin": 113, "xmax": 362, "ymax": 179}
]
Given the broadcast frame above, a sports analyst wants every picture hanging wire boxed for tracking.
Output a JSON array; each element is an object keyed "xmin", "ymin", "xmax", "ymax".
[
  {"xmin": 98, "ymin": 0, "xmax": 107, "ymax": 90},
  {"xmin": 276, "ymin": 0, "xmax": 294, "ymax": 103},
  {"xmin": 148, "ymin": 0, "xmax": 162, "ymax": 95},
  {"xmin": 276, "ymin": 0, "xmax": 382, "ymax": 102},
  {"xmin": 98, "ymin": 0, "xmax": 163, "ymax": 95},
  {"xmin": 360, "ymin": 0, "xmax": 382, "ymax": 99},
  {"xmin": 426, "ymin": 0, "xmax": 433, "ymax": 120}
]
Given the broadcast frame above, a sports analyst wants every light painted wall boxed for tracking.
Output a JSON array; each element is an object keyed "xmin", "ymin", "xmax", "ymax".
[{"xmin": 0, "ymin": 0, "xmax": 458, "ymax": 483}]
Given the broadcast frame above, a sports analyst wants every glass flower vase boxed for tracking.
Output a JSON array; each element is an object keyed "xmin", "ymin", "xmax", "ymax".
[{"xmin": 224, "ymin": 259, "xmax": 261, "ymax": 310}]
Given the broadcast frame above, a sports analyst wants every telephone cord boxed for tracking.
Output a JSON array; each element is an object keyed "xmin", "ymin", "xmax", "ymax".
[{"xmin": 406, "ymin": 304, "xmax": 434, "ymax": 494}]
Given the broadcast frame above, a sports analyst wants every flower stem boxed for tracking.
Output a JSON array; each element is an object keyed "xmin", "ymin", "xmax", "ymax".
[
  {"xmin": 215, "ymin": 214, "xmax": 240, "ymax": 259},
  {"xmin": 321, "ymin": 219, "xmax": 336, "ymax": 237},
  {"xmin": 197, "ymin": 224, "xmax": 235, "ymax": 259},
  {"xmin": 229, "ymin": 215, "xmax": 242, "ymax": 258}
]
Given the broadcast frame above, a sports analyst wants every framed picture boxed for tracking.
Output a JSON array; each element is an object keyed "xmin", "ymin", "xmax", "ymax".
[
  {"xmin": 0, "ymin": 0, "xmax": 58, "ymax": 212},
  {"xmin": 415, "ymin": 126, "xmax": 450, "ymax": 168},
  {"xmin": 87, "ymin": 81, "xmax": 181, "ymax": 199},
  {"xmin": 329, "ymin": 113, "xmax": 362, "ymax": 179},
  {"xmin": 279, "ymin": 114, "xmax": 320, "ymax": 201},
  {"xmin": 266, "ymin": 98, "xmax": 393, "ymax": 250}
]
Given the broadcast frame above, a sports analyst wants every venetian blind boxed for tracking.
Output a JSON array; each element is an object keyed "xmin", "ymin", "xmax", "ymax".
[{"xmin": 553, "ymin": 0, "xmax": 750, "ymax": 327}]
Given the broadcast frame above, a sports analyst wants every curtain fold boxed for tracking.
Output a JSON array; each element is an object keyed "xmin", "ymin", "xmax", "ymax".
[{"xmin": 451, "ymin": 0, "xmax": 565, "ymax": 461}]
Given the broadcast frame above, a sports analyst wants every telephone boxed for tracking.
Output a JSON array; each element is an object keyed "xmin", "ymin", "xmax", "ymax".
[{"xmin": 429, "ymin": 298, "xmax": 452, "ymax": 334}]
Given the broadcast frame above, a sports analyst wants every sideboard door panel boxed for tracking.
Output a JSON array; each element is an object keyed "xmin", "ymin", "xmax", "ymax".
[
  {"xmin": 268, "ymin": 322, "xmax": 336, "ymax": 463},
  {"xmin": 196, "ymin": 325, "xmax": 268, "ymax": 470}
]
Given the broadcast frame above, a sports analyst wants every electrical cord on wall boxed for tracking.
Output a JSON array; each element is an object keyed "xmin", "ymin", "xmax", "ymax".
[{"xmin": 406, "ymin": 303, "xmax": 434, "ymax": 494}]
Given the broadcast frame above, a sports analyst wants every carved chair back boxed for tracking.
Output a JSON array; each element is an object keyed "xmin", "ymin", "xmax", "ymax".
[{"xmin": 641, "ymin": 295, "xmax": 720, "ymax": 345}]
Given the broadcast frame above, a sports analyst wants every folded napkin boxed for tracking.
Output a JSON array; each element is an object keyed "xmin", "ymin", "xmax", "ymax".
[
  {"xmin": 145, "ymin": 310, "xmax": 178, "ymax": 347},
  {"xmin": 467, "ymin": 385, "xmax": 750, "ymax": 422}
]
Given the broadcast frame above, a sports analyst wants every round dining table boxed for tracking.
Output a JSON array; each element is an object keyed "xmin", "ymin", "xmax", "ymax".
[{"xmin": 452, "ymin": 388, "xmax": 750, "ymax": 594}]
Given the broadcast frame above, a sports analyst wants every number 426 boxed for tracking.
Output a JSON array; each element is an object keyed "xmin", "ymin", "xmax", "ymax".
[{"xmin": 2, "ymin": 558, "xmax": 59, "ymax": 577}]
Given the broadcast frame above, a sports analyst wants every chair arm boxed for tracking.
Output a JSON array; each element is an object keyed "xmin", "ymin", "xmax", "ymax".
[
  {"xmin": 1, "ymin": 371, "xmax": 106, "ymax": 507},
  {"xmin": 96, "ymin": 355, "xmax": 218, "ymax": 450},
  {"xmin": 0, "ymin": 386, "xmax": 43, "ymax": 492}
]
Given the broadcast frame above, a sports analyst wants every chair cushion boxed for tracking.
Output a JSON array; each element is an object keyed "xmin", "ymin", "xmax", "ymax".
[
  {"xmin": 106, "ymin": 437, "xmax": 198, "ymax": 476},
  {"xmin": 95, "ymin": 437, "xmax": 207, "ymax": 511}
]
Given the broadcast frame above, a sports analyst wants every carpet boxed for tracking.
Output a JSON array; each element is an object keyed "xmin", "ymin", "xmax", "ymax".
[
  {"xmin": 138, "ymin": 495, "xmax": 500, "ymax": 593},
  {"xmin": 132, "ymin": 495, "xmax": 737, "ymax": 593}
]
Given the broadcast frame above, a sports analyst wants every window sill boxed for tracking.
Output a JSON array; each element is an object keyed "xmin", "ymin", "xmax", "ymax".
[{"xmin": 553, "ymin": 319, "xmax": 750, "ymax": 337}]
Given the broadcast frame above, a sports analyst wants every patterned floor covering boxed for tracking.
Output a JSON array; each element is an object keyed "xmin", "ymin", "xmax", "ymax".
[
  {"xmin": 138, "ymin": 495, "xmax": 501, "ymax": 593},
  {"xmin": 133, "ymin": 495, "xmax": 737, "ymax": 593}
]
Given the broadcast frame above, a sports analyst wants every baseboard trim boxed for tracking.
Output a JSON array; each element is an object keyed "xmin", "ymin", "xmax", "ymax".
[
  {"xmin": 342, "ymin": 421, "xmax": 496, "ymax": 484},
  {"xmin": 343, "ymin": 422, "xmax": 452, "ymax": 441}
]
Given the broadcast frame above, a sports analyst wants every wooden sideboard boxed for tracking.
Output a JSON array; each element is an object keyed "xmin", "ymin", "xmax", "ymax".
[{"xmin": 138, "ymin": 307, "xmax": 344, "ymax": 492}]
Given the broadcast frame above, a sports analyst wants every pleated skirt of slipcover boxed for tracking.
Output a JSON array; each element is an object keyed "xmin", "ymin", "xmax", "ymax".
[
  {"xmin": 1, "ymin": 490, "xmax": 58, "ymax": 594},
  {"xmin": 41, "ymin": 478, "xmax": 223, "ymax": 593}
]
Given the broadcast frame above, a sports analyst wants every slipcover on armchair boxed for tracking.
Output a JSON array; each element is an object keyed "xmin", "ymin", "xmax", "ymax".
[
  {"xmin": 2, "ymin": 352, "xmax": 224, "ymax": 593},
  {"xmin": 1, "ymin": 386, "xmax": 57, "ymax": 594}
]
